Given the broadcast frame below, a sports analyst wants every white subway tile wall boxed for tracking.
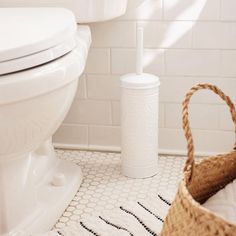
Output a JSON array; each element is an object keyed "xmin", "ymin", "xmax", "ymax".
[{"xmin": 53, "ymin": 0, "xmax": 236, "ymax": 154}]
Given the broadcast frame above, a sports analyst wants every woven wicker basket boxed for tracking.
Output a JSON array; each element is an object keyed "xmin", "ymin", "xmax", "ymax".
[{"xmin": 160, "ymin": 84, "xmax": 236, "ymax": 236}]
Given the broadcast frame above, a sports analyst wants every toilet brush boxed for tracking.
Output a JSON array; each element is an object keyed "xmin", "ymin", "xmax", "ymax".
[{"xmin": 120, "ymin": 26, "xmax": 160, "ymax": 179}]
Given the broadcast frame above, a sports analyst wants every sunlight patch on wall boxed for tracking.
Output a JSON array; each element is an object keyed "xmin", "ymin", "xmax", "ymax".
[
  {"xmin": 132, "ymin": 0, "xmax": 158, "ymax": 19},
  {"xmin": 165, "ymin": 0, "xmax": 207, "ymax": 20},
  {"xmin": 142, "ymin": 0, "xmax": 207, "ymax": 68}
]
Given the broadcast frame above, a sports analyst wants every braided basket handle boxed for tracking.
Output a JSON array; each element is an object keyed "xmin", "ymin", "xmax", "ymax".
[{"xmin": 183, "ymin": 84, "xmax": 236, "ymax": 175}]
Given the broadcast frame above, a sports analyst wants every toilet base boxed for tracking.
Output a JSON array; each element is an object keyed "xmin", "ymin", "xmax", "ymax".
[
  {"xmin": 26, "ymin": 160, "xmax": 82, "ymax": 235},
  {"xmin": 0, "ymin": 137, "xmax": 83, "ymax": 236},
  {"xmin": 30, "ymin": 159, "xmax": 82, "ymax": 234},
  {"xmin": 11, "ymin": 159, "xmax": 83, "ymax": 236}
]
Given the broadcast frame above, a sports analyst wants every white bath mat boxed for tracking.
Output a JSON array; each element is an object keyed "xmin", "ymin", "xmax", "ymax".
[
  {"xmin": 35, "ymin": 192, "xmax": 174, "ymax": 236},
  {"xmin": 32, "ymin": 178, "xmax": 236, "ymax": 236}
]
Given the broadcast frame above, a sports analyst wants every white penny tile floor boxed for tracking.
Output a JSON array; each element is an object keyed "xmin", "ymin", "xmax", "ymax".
[{"xmin": 54, "ymin": 149, "xmax": 185, "ymax": 230}]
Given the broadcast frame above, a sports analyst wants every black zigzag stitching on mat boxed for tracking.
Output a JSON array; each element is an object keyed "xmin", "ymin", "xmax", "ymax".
[
  {"xmin": 158, "ymin": 194, "xmax": 171, "ymax": 206},
  {"xmin": 80, "ymin": 221, "xmax": 100, "ymax": 236},
  {"xmin": 120, "ymin": 206, "xmax": 158, "ymax": 236},
  {"xmin": 137, "ymin": 201, "xmax": 164, "ymax": 223},
  {"xmin": 99, "ymin": 216, "xmax": 134, "ymax": 236},
  {"xmin": 57, "ymin": 231, "xmax": 64, "ymax": 236}
]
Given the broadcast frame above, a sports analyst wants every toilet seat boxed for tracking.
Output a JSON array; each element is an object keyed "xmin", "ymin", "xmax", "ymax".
[
  {"xmin": 0, "ymin": 8, "xmax": 78, "ymax": 75},
  {"xmin": 0, "ymin": 25, "xmax": 91, "ymax": 105}
]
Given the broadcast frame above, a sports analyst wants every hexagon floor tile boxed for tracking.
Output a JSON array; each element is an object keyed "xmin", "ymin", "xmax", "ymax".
[{"xmin": 54, "ymin": 149, "xmax": 186, "ymax": 230}]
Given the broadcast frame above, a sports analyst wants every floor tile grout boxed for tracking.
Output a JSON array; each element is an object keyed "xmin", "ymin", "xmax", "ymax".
[{"xmin": 54, "ymin": 149, "xmax": 185, "ymax": 230}]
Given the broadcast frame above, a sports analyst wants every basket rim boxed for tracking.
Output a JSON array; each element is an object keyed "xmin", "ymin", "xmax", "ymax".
[{"xmin": 181, "ymin": 150, "xmax": 236, "ymax": 228}]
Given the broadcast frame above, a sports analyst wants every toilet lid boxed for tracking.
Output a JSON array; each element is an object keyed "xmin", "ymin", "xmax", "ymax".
[{"xmin": 0, "ymin": 8, "xmax": 77, "ymax": 75}]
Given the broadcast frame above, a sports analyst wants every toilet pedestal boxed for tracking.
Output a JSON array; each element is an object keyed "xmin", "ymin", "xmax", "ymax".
[{"xmin": 0, "ymin": 139, "xmax": 83, "ymax": 235}]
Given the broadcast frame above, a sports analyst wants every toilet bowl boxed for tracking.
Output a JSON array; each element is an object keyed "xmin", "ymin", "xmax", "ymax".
[
  {"xmin": 0, "ymin": 8, "xmax": 91, "ymax": 235},
  {"xmin": 0, "ymin": 1, "xmax": 128, "ymax": 234}
]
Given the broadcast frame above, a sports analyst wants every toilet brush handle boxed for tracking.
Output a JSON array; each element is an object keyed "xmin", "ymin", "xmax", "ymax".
[{"xmin": 136, "ymin": 27, "xmax": 144, "ymax": 75}]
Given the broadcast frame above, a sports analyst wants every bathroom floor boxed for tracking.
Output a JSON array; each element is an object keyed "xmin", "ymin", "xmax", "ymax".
[{"xmin": 54, "ymin": 149, "xmax": 185, "ymax": 230}]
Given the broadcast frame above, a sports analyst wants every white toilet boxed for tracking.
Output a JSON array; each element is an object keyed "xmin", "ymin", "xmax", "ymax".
[{"xmin": 0, "ymin": 1, "xmax": 127, "ymax": 235}]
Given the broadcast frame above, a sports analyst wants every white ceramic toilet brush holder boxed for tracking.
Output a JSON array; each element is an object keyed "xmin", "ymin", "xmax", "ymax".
[{"xmin": 120, "ymin": 27, "xmax": 160, "ymax": 179}]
